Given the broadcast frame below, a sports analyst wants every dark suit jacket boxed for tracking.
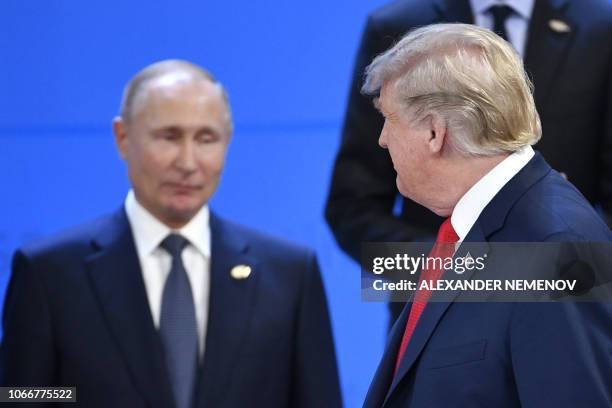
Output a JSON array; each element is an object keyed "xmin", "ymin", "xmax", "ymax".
[
  {"xmin": 363, "ymin": 153, "xmax": 612, "ymax": 407},
  {"xmin": 0, "ymin": 210, "xmax": 342, "ymax": 408},
  {"xmin": 326, "ymin": 0, "xmax": 612, "ymax": 270}
]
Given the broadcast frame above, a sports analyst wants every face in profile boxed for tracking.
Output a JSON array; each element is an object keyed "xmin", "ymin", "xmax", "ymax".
[
  {"xmin": 114, "ymin": 74, "xmax": 231, "ymax": 228},
  {"xmin": 377, "ymin": 81, "xmax": 431, "ymax": 206}
]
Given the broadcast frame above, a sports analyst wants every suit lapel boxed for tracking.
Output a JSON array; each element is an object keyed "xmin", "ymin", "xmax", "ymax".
[
  {"xmin": 383, "ymin": 227, "xmax": 490, "ymax": 406},
  {"xmin": 382, "ymin": 154, "xmax": 552, "ymax": 404},
  {"xmin": 524, "ymin": 0, "xmax": 575, "ymax": 110},
  {"xmin": 86, "ymin": 209, "xmax": 175, "ymax": 408},
  {"xmin": 195, "ymin": 214, "xmax": 259, "ymax": 407},
  {"xmin": 433, "ymin": 0, "xmax": 474, "ymax": 24}
]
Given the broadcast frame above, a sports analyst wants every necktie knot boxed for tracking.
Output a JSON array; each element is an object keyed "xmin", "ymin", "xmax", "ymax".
[
  {"xmin": 488, "ymin": 4, "xmax": 514, "ymax": 21},
  {"xmin": 161, "ymin": 234, "xmax": 189, "ymax": 258},
  {"xmin": 488, "ymin": 5, "xmax": 515, "ymax": 41},
  {"xmin": 436, "ymin": 218, "xmax": 459, "ymax": 244}
]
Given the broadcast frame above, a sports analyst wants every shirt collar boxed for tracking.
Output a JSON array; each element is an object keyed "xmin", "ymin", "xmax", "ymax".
[
  {"xmin": 470, "ymin": 0, "xmax": 535, "ymax": 19},
  {"xmin": 451, "ymin": 145, "xmax": 535, "ymax": 241},
  {"xmin": 125, "ymin": 190, "xmax": 211, "ymax": 258}
]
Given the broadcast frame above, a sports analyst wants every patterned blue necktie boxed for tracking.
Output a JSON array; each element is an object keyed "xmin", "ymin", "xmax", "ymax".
[{"xmin": 159, "ymin": 234, "xmax": 198, "ymax": 408}]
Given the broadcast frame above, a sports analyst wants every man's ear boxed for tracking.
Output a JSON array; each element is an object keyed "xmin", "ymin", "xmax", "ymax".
[
  {"xmin": 112, "ymin": 116, "xmax": 128, "ymax": 160},
  {"xmin": 427, "ymin": 112, "xmax": 447, "ymax": 154}
]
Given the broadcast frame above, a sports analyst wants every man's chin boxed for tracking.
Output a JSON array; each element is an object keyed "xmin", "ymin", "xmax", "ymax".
[
  {"xmin": 161, "ymin": 200, "xmax": 205, "ymax": 228},
  {"xmin": 397, "ymin": 184, "xmax": 450, "ymax": 217},
  {"xmin": 396, "ymin": 181, "xmax": 418, "ymax": 205}
]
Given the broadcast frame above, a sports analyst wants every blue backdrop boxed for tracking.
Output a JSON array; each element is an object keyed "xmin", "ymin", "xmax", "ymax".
[{"xmin": 0, "ymin": 1, "xmax": 390, "ymax": 406}]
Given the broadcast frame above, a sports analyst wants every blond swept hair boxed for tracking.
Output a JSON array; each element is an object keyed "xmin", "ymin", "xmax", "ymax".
[{"xmin": 363, "ymin": 23, "xmax": 541, "ymax": 155}]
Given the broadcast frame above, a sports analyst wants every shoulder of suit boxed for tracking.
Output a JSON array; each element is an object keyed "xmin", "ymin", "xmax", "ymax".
[
  {"xmin": 18, "ymin": 212, "xmax": 116, "ymax": 259},
  {"xmin": 504, "ymin": 172, "xmax": 612, "ymax": 241},
  {"xmin": 574, "ymin": 0, "xmax": 612, "ymax": 16},
  {"xmin": 214, "ymin": 216, "xmax": 316, "ymax": 260},
  {"xmin": 566, "ymin": 0, "xmax": 612, "ymax": 32}
]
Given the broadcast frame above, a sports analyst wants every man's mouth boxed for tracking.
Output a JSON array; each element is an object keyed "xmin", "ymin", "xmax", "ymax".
[{"xmin": 165, "ymin": 182, "xmax": 202, "ymax": 194}]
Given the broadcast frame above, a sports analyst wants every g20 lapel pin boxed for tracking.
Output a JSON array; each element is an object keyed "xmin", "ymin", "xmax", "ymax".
[
  {"xmin": 231, "ymin": 264, "xmax": 252, "ymax": 280},
  {"xmin": 549, "ymin": 19, "xmax": 571, "ymax": 33}
]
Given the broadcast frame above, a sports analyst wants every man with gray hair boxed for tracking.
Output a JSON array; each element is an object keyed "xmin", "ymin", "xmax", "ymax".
[
  {"xmin": 362, "ymin": 24, "xmax": 612, "ymax": 408},
  {"xmin": 0, "ymin": 59, "xmax": 342, "ymax": 408}
]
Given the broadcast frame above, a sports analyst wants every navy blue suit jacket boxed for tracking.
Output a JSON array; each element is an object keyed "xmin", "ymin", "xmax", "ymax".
[
  {"xmin": 0, "ymin": 211, "xmax": 342, "ymax": 408},
  {"xmin": 364, "ymin": 153, "xmax": 612, "ymax": 407}
]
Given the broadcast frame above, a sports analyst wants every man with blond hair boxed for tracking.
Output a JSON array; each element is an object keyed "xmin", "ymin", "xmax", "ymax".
[
  {"xmin": 362, "ymin": 24, "xmax": 612, "ymax": 408},
  {"xmin": 327, "ymin": 0, "xmax": 612, "ymax": 329}
]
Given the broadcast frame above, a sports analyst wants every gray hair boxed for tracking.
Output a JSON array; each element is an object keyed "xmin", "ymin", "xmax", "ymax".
[
  {"xmin": 363, "ymin": 23, "xmax": 541, "ymax": 155},
  {"xmin": 119, "ymin": 59, "xmax": 233, "ymax": 132}
]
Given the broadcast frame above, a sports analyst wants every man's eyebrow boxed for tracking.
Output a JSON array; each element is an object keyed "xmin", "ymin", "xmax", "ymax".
[
  {"xmin": 152, "ymin": 126, "xmax": 181, "ymax": 133},
  {"xmin": 152, "ymin": 125, "xmax": 221, "ymax": 135}
]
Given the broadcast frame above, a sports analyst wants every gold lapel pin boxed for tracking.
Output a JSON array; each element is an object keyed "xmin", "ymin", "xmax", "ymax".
[
  {"xmin": 231, "ymin": 264, "xmax": 252, "ymax": 280},
  {"xmin": 549, "ymin": 19, "xmax": 571, "ymax": 33}
]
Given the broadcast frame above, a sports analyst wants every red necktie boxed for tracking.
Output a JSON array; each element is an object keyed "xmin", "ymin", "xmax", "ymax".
[{"xmin": 394, "ymin": 217, "xmax": 459, "ymax": 375}]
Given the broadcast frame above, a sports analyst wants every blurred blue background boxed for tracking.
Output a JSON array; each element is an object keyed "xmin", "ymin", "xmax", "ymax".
[{"xmin": 0, "ymin": 0, "xmax": 391, "ymax": 406}]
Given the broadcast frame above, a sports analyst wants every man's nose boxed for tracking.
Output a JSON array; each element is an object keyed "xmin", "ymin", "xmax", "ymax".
[
  {"xmin": 176, "ymin": 140, "xmax": 198, "ymax": 172},
  {"xmin": 378, "ymin": 123, "xmax": 388, "ymax": 149}
]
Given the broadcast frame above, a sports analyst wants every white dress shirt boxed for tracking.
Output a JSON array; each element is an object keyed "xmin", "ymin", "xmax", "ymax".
[
  {"xmin": 451, "ymin": 146, "xmax": 535, "ymax": 241},
  {"xmin": 125, "ymin": 190, "xmax": 210, "ymax": 356},
  {"xmin": 470, "ymin": 0, "xmax": 535, "ymax": 57}
]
